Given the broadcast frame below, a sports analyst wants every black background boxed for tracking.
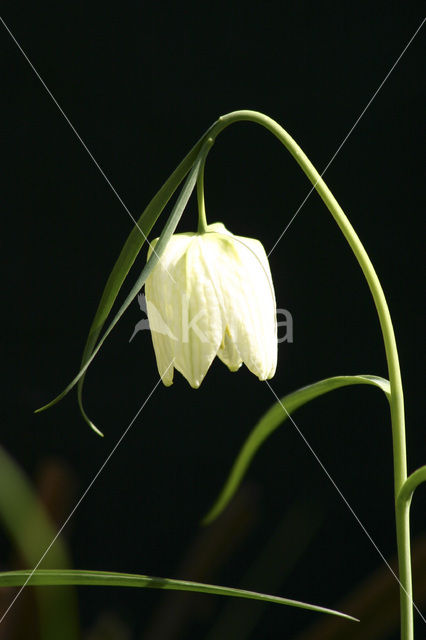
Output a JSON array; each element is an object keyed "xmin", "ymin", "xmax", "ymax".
[{"xmin": 1, "ymin": 2, "xmax": 425, "ymax": 639}]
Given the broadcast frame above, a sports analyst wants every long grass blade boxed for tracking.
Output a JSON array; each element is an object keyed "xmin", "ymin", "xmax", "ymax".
[
  {"xmin": 0, "ymin": 447, "xmax": 78, "ymax": 639},
  {"xmin": 0, "ymin": 569, "xmax": 358, "ymax": 621},
  {"xmin": 203, "ymin": 375, "xmax": 390, "ymax": 524}
]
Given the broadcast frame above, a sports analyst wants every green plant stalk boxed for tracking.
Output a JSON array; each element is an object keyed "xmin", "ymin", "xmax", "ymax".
[
  {"xmin": 198, "ymin": 110, "xmax": 411, "ymax": 638},
  {"xmin": 396, "ymin": 465, "xmax": 426, "ymax": 632},
  {"xmin": 197, "ymin": 138, "xmax": 212, "ymax": 233},
  {"xmin": 397, "ymin": 466, "xmax": 426, "ymax": 506}
]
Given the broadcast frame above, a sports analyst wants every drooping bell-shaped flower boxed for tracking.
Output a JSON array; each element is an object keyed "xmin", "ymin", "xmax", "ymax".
[{"xmin": 145, "ymin": 222, "xmax": 277, "ymax": 388}]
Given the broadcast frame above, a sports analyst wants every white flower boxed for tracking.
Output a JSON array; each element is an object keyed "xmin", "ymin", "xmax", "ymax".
[{"xmin": 144, "ymin": 222, "xmax": 277, "ymax": 388}]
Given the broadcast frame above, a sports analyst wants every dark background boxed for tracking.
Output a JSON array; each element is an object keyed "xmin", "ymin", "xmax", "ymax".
[{"xmin": 1, "ymin": 2, "xmax": 425, "ymax": 639}]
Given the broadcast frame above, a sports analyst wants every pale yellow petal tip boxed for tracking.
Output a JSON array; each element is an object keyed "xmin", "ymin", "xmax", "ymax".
[
  {"xmin": 258, "ymin": 371, "xmax": 276, "ymax": 382},
  {"xmin": 187, "ymin": 369, "xmax": 208, "ymax": 389},
  {"xmin": 257, "ymin": 360, "xmax": 277, "ymax": 381},
  {"xmin": 160, "ymin": 367, "xmax": 174, "ymax": 387},
  {"xmin": 227, "ymin": 364, "xmax": 242, "ymax": 373}
]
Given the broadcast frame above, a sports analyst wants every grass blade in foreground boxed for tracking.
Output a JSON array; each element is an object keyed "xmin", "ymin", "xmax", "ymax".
[
  {"xmin": 0, "ymin": 447, "xmax": 78, "ymax": 640},
  {"xmin": 203, "ymin": 375, "xmax": 390, "ymax": 524},
  {"xmin": 0, "ymin": 569, "xmax": 358, "ymax": 622}
]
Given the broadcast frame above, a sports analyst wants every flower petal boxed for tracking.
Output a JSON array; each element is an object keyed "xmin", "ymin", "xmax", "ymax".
[
  {"xmin": 145, "ymin": 234, "xmax": 195, "ymax": 386},
  {"xmin": 172, "ymin": 238, "xmax": 224, "ymax": 387},
  {"xmin": 205, "ymin": 231, "xmax": 277, "ymax": 380},
  {"xmin": 217, "ymin": 326, "xmax": 243, "ymax": 372}
]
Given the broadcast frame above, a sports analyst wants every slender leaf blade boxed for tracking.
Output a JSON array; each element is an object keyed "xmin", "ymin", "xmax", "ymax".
[
  {"xmin": 0, "ymin": 569, "xmax": 358, "ymax": 621},
  {"xmin": 203, "ymin": 375, "xmax": 390, "ymax": 524},
  {"xmin": 75, "ymin": 142, "xmax": 204, "ymax": 431},
  {"xmin": 36, "ymin": 149, "xmax": 206, "ymax": 434},
  {"xmin": 0, "ymin": 446, "xmax": 78, "ymax": 639}
]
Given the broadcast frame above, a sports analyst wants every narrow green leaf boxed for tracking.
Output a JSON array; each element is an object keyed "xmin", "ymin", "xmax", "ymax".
[
  {"xmin": 203, "ymin": 375, "xmax": 390, "ymax": 524},
  {"xmin": 0, "ymin": 569, "xmax": 358, "ymax": 621},
  {"xmin": 0, "ymin": 447, "xmax": 78, "ymax": 639},
  {"xmin": 36, "ymin": 143, "xmax": 211, "ymax": 434}
]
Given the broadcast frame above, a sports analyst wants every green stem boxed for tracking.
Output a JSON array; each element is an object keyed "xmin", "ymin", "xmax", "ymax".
[
  {"xmin": 201, "ymin": 110, "xmax": 411, "ymax": 638},
  {"xmin": 397, "ymin": 466, "xmax": 426, "ymax": 506},
  {"xmin": 395, "ymin": 466, "xmax": 426, "ymax": 619},
  {"xmin": 197, "ymin": 138, "xmax": 211, "ymax": 233}
]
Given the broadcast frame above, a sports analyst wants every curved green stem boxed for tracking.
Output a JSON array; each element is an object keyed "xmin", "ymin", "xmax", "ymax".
[
  {"xmin": 200, "ymin": 110, "xmax": 410, "ymax": 638},
  {"xmin": 397, "ymin": 466, "xmax": 426, "ymax": 507},
  {"xmin": 197, "ymin": 138, "xmax": 212, "ymax": 233}
]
